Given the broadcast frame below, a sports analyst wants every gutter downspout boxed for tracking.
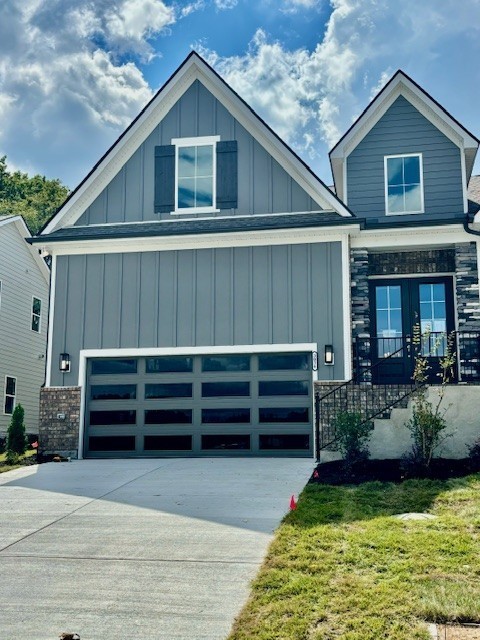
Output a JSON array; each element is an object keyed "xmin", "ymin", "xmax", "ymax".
[{"xmin": 463, "ymin": 213, "xmax": 480, "ymax": 237}]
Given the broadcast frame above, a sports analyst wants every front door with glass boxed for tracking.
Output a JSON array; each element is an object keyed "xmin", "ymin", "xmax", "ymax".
[{"xmin": 369, "ymin": 277, "xmax": 455, "ymax": 383}]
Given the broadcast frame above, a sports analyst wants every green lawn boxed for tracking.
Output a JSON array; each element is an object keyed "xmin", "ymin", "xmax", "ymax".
[
  {"xmin": 228, "ymin": 474, "xmax": 480, "ymax": 640},
  {"xmin": 0, "ymin": 448, "xmax": 37, "ymax": 474}
]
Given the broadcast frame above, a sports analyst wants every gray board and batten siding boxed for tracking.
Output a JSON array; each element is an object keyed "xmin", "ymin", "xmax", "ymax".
[
  {"xmin": 346, "ymin": 95, "xmax": 464, "ymax": 219},
  {"xmin": 50, "ymin": 242, "xmax": 345, "ymax": 387},
  {"xmin": 0, "ymin": 221, "xmax": 49, "ymax": 435},
  {"xmin": 76, "ymin": 80, "xmax": 321, "ymax": 226}
]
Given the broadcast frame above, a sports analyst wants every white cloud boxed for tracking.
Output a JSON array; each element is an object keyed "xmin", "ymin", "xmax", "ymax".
[
  {"xmin": 201, "ymin": 0, "xmax": 480, "ymax": 173},
  {"xmin": 214, "ymin": 0, "xmax": 238, "ymax": 8},
  {"xmin": 281, "ymin": 0, "xmax": 320, "ymax": 12},
  {"xmin": 104, "ymin": 0, "xmax": 175, "ymax": 59},
  {"xmin": 0, "ymin": 0, "xmax": 179, "ymax": 185}
]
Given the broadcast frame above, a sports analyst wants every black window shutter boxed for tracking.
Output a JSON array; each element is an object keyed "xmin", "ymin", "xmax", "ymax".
[
  {"xmin": 216, "ymin": 140, "xmax": 238, "ymax": 210},
  {"xmin": 154, "ymin": 145, "xmax": 175, "ymax": 214}
]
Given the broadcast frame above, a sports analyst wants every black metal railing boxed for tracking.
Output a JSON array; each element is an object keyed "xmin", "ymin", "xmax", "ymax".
[
  {"xmin": 315, "ymin": 330, "xmax": 480, "ymax": 460},
  {"xmin": 355, "ymin": 331, "xmax": 480, "ymax": 383},
  {"xmin": 315, "ymin": 345, "xmax": 419, "ymax": 457}
]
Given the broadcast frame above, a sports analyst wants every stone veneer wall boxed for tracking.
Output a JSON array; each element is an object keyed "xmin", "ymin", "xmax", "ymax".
[
  {"xmin": 454, "ymin": 243, "xmax": 480, "ymax": 330},
  {"xmin": 350, "ymin": 243, "xmax": 480, "ymax": 377},
  {"xmin": 39, "ymin": 387, "xmax": 81, "ymax": 458}
]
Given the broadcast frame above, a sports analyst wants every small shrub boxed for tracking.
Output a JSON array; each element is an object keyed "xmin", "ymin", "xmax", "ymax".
[
  {"xmin": 403, "ymin": 327, "xmax": 455, "ymax": 471},
  {"xmin": 4, "ymin": 450, "xmax": 20, "ymax": 466},
  {"xmin": 467, "ymin": 438, "xmax": 480, "ymax": 470},
  {"xmin": 7, "ymin": 404, "xmax": 27, "ymax": 455},
  {"xmin": 0, "ymin": 436, "xmax": 5, "ymax": 454},
  {"xmin": 331, "ymin": 411, "xmax": 372, "ymax": 472}
]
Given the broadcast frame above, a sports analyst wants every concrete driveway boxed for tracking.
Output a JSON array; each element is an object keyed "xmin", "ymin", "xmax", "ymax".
[{"xmin": 0, "ymin": 458, "xmax": 312, "ymax": 640}]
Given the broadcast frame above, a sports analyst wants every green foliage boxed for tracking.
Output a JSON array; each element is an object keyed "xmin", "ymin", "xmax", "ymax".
[
  {"xmin": 404, "ymin": 327, "xmax": 456, "ymax": 470},
  {"xmin": 0, "ymin": 156, "xmax": 69, "ymax": 233},
  {"xmin": 4, "ymin": 450, "xmax": 20, "ymax": 466},
  {"xmin": 331, "ymin": 410, "xmax": 372, "ymax": 469},
  {"xmin": 7, "ymin": 404, "xmax": 27, "ymax": 455},
  {"xmin": 468, "ymin": 438, "xmax": 480, "ymax": 465}
]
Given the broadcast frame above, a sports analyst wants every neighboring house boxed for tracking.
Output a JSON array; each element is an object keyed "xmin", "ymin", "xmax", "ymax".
[
  {"xmin": 0, "ymin": 215, "xmax": 50, "ymax": 438},
  {"xmin": 31, "ymin": 53, "xmax": 480, "ymax": 460}
]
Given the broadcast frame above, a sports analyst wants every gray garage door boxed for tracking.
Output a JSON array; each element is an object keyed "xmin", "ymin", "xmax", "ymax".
[{"xmin": 84, "ymin": 352, "xmax": 313, "ymax": 458}]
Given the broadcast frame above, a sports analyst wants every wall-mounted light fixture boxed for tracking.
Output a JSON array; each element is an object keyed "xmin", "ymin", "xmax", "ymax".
[
  {"xmin": 312, "ymin": 351, "xmax": 318, "ymax": 371},
  {"xmin": 59, "ymin": 353, "xmax": 71, "ymax": 373},
  {"xmin": 324, "ymin": 344, "xmax": 334, "ymax": 366}
]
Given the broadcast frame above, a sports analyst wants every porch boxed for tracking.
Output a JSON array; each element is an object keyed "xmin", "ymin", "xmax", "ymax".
[{"xmin": 315, "ymin": 241, "xmax": 480, "ymax": 459}]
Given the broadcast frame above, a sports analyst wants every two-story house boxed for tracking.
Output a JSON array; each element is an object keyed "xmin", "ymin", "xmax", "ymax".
[
  {"xmin": 0, "ymin": 215, "xmax": 50, "ymax": 439},
  {"xmin": 30, "ymin": 53, "xmax": 480, "ymax": 460}
]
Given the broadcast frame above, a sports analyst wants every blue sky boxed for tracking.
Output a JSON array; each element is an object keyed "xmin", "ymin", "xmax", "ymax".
[{"xmin": 1, "ymin": 0, "xmax": 480, "ymax": 188}]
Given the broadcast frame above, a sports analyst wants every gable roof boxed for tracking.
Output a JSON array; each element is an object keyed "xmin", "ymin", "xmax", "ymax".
[
  {"xmin": 0, "ymin": 215, "xmax": 50, "ymax": 281},
  {"xmin": 329, "ymin": 70, "xmax": 479, "ymax": 202},
  {"xmin": 41, "ymin": 52, "xmax": 353, "ymax": 235}
]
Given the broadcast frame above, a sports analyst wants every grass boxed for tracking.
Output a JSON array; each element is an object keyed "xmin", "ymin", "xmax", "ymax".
[
  {"xmin": 228, "ymin": 474, "xmax": 480, "ymax": 640},
  {"xmin": 0, "ymin": 448, "xmax": 37, "ymax": 474}
]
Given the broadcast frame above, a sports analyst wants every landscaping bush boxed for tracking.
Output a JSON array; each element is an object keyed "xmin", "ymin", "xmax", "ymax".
[
  {"xmin": 331, "ymin": 410, "xmax": 372, "ymax": 472},
  {"xmin": 4, "ymin": 450, "xmax": 20, "ymax": 466},
  {"xmin": 0, "ymin": 436, "xmax": 5, "ymax": 454},
  {"xmin": 7, "ymin": 404, "xmax": 27, "ymax": 455},
  {"xmin": 403, "ymin": 328, "xmax": 455, "ymax": 472},
  {"xmin": 467, "ymin": 437, "xmax": 480, "ymax": 468}
]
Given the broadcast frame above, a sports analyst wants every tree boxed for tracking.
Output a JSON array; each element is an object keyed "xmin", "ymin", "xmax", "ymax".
[
  {"xmin": 7, "ymin": 404, "xmax": 27, "ymax": 455},
  {"xmin": 0, "ymin": 156, "xmax": 69, "ymax": 234}
]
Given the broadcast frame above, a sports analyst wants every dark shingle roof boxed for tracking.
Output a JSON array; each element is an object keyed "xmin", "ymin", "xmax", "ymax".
[
  {"xmin": 30, "ymin": 211, "xmax": 354, "ymax": 244},
  {"xmin": 468, "ymin": 175, "xmax": 480, "ymax": 214}
]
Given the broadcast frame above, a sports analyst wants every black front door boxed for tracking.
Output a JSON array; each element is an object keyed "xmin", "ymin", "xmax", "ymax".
[{"xmin": 369, "ymin": 277, "xmax": 455, "ymax": 383}]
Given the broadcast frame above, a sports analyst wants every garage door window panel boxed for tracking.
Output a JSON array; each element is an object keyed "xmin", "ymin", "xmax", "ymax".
[
  {"xmin": 145, "ymin": 409, "xmax": 192, "ymax": 424},
  {"xmin": 89, "ymin": 436, "xmax": 136, "ymax": 451},
  {"xmin": 202, "ymin": 408, "xmax": 250, "ymax": 423},
  {"xmin": 90, "ymin": 410, "xmax": 136, "ymax": 425},
  {"xmin": 145, "ymin": 383, "xmax": 193, "ymax": 399},
  {"xmin": 258, "ymin": 353, "xmax": 309, "ymax": 370},
  {"xmin": 202, "ymin": 382, "xmax": 250, "ymax": 397},
  {"xmin": 91, "ymin": 359, "xmax": 137, "ymax": 375},
  {"xmin": 201, "ymin": 434, "xmax": 250, "ymax": 450},
  {"xmin": 90, "ymin": 385, "xmax": 137, "ymax": 400},
  {"xmin": 259, "ymin": 434, "xmax": 310, "ymax": 450},
  {"xmin": 259, "ymin": 381, "xmax": 309, "ymax": 396},
  {"xmin": 202, "ymin": 355, "xmax": 250, "ymax": 372},
  {"xmin": 144, "ymin": 435, "xmax": 192, "ymax": 451},
  {"xmin": 259, "ymin": 407, "xmax": 309, "ymax": 423},
  {"xmin": 146, "ymin": 357, "xmax": 193, "ymax": 373}
]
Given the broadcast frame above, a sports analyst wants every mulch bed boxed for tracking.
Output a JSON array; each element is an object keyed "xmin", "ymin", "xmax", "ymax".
[{"xmin": 310, "ymin": 458, "xmax": 480, "ymax": 485}]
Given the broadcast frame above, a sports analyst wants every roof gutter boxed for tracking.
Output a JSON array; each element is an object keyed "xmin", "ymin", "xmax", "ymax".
[{"xmin": 463, "ymin": 213, "xmax": 480, "ymax": 237}]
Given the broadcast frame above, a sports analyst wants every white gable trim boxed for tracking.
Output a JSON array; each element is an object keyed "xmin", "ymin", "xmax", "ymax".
[
  {"xmin": 43, "ymin": 54, "xmax": 351, "ymax": 235},
  {"xmin": 330, "ymin": 72, "xmax": 479, "ymax": 202},
  {"xmin": 0, "ymin": 216, "xmax": 50, "ymax": 282}
]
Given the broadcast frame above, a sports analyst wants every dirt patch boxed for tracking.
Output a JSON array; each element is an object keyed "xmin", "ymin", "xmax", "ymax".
[
  {"xmin": 311, "ymin": 458, "xmax": 480, "ymax": 485},
  {"xmin": 436, "ymin": 623, "xmax": 480, "ymax": 639}
]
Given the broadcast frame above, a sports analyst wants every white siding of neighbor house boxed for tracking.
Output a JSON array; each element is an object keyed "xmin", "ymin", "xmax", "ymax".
[{"xmin": 0, "ymin": 222, "xmax": 49, "ymax": 436}]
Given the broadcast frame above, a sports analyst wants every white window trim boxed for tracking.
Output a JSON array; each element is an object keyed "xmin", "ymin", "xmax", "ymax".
[
  {"xmin": 4, "ymin": 375, "xmax": 16, "ymax": 415},
  {"xmin": 31, "ymin": 295, "xmax": 42, "ymax": 333},
  {"xmin": 172, "ymin": 135, "xmax": 221, "ymax": 215},
  {"xmin": 384, "ymin": 153, "xmax": 424, "ymax": 215}
]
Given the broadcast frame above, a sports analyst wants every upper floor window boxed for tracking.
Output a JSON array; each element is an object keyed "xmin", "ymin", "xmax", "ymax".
[
  {"xmin": 4, "ymin": 376, "xmax": 16, "ymax": 415},
  {"xmin": 172, "ymin": 136, "xmax": 220, "ymax": 214},
  {"xmin": 384, "ymin": 153, "xmax": 424, "ymax": 215},
  {"xmin": 154, "ymin": 138, "xmax": 237, "ymax": 215},
  {"xmin": 32, "ymin": 297, "xmax": 42, "ymax": 333}
]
